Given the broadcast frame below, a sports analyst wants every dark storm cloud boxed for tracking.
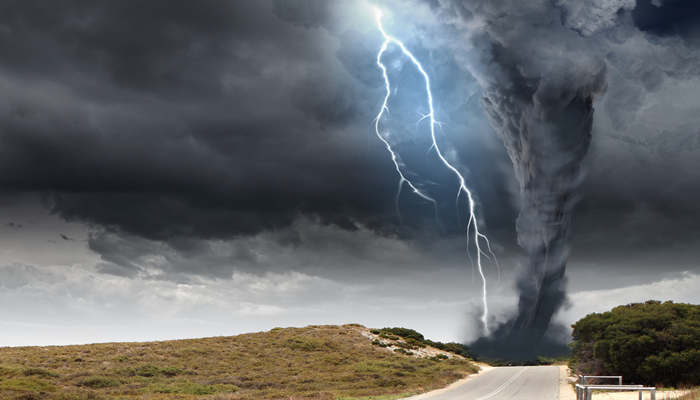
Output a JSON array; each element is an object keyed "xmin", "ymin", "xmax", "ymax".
[
  {"xmin": 87, "ymin": 216, "xmax": 475, "ymax": 283},
  {"xmin": 633, "ymin": 0, "xmax": 700, "ymax": 37},
  {"xmin": 0, "ymin": 0, "xmax": 518, "ymax": 250},
  {"xmin": 0, "ymin": 0, "xmax": 410, "ymax": 241},
  {"xmin": 1, "ymin": 0, "xmax": 699, "ymax": 293}
]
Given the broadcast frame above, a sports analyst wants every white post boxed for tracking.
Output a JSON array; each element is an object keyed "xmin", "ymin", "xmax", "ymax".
[
  {"xmin": 586, "ymin": 387, "xmax": 591, "ymax": 400},
  {"xmin": 651, "ymin": 388, "xmax": 656, "ymax": 400}
]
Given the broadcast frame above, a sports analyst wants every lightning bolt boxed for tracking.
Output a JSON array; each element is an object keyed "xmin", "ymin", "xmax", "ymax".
[
  {"xmin": 373, "ymin": 7, "xmax": 496, "ymax": 335},
  {"xmin": 374, "ymin": 39, "xmax": 437, "ymax": 217}
]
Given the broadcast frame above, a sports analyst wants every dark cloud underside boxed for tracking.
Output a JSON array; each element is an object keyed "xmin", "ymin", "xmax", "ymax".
[{"xmin": 0, "ymin": 0, "xmax": 697, "ymax": 287}]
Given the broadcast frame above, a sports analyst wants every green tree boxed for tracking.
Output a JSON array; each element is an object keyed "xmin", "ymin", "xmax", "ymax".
[{"xmin": 570, "ymin": 300, "xmax": 700, "ymax": 387}]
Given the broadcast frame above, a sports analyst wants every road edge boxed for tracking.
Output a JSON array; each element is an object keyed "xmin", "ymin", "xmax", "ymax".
[
  {"xmin": 400, "ymin": 362, "xmax": 494, "ymax": 400},
  {"xmin": 559, "ymin": 365, "xmax": 577, "ymax": 400}
]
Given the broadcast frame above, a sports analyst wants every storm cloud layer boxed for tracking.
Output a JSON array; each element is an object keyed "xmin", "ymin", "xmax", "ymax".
[
  {"xmin": 0, "ymin": 0, "xmax": 699, "ymax": 346},
  {"xmin": 0, "ymin": 1, "xmax": 393, "ymax": 240}
]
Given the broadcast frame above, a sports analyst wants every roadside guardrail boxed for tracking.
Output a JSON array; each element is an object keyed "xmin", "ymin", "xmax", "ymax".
[
  {"xmin": 575, "ymin": 383, "xmax": 656, "ymax": 400},
  {"xmin": 578, "ymin": 375, "xmax": 623, "ymax": 385}
]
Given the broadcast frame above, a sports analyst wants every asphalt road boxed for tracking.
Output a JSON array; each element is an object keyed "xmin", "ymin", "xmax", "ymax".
[{"xmin": 407, "ymin": 366, "xmax": 560, "ymax": 400}]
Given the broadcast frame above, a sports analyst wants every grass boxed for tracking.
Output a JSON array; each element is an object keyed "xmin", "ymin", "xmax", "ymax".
[
  {"xmin": 337, "ymin": 393, "xmax": 419, "ymax": 400},
  {"xmin": 675, "ymin": 389, "xmax": 700, "ymax": 400},
  {"xmin": 0, "ymin": 324, "xmax": 478, "ymax": 400}
]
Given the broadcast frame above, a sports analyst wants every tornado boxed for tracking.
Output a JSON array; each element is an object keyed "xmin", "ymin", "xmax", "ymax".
[{"xmin": 460, "ymin": 1, "xmax": 608, "ymax": 359}]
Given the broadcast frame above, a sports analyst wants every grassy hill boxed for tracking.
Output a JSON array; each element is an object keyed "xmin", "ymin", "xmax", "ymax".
[{"xmin": 0, "ymin": 324, "xmax": 479, "ymax": 400}]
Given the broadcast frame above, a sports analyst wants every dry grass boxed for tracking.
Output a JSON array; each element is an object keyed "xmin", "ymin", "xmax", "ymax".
[
  {"xmin": 676, "ymin": 389, "xmax": 700, "ymax": 400},
  {"xmin": 0, "ymin": 324, "xmax": 478, "ymax": 400}
]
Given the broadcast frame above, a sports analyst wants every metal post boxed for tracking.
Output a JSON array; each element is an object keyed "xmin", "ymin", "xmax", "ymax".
[
  {"xmin": 586, "ymin": 387, "xmax": 591, "ymax": 400},
  {"xmin": 619, "ymin": 376, "xmax": 623, "ymax": 385},
  {"xmin": 651, "ymin": 388, "xmax": 656, "ymax": 400},
  {"xmin": 638, "ymin": 390, "xmax": 643, "ymax": 400}
]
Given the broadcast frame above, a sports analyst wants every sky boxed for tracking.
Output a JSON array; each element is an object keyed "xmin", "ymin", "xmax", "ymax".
[{"xmin": 1, "ymin": 0, "xmax": 699, "ymax": 346}]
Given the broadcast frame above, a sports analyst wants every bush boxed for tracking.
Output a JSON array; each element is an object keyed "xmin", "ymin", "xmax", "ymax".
[
  {"xmin": 378, "ymin": 332, "xmax": 400, "ymax": 340},
  {"xmin": 78, "ymin": 376, "xmax": 120, "ymax": 388},
  {"xmin": 160, "ymin": 366, "xmax": 182, "ymax": 377},
  {"xmin": 23, "ymin": 368, "xmax": 59, "ymax": 378},
  {"xmin": 284, "ymin": 338, "xmax": 336, "ymax": 351},
  {"xmin": 394, "ymin": 341, "xmax": 415, "ymax": 350},
  {"xmin": 120, "ymin": 364, "xmax": 183, "ymax": 377},
  {"xmin": 570, "ymin": 300, "xmax": 700, "ymax": 387},
  {"xmin": 133, "ymin": 365, "xmax": 160, "ymax": 377},
  {"xmin": 380, "ymin": 328, "xmax": 424, "ymax": 342},
  {"xmin": 370, "ymin": 327, "xmax": 472, "ymax": 358},
  {"xmin": 405, "ymin": 338, "xmax": 426, "ymax": 348},
  {"xmin": 426, "ymin": 341, "xmax": 471, "ymax": 357},
  {"xmin": 13, "ymin": 394, "xmax": 41, "ymax": 400}
]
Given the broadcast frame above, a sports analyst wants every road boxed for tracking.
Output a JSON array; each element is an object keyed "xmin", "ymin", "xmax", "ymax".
[{"xmin": 406, "ymin": 366, "xmax": 561, "ymax": 400}]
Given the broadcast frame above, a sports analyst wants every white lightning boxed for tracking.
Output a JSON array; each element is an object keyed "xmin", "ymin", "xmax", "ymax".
[
  {"xmin": 373, "ymin": 7, "xmax": 496, "ymax": 334},
  {"xmin": 375, "ymin": 38, "xmax": 438, "ymax": 217}
]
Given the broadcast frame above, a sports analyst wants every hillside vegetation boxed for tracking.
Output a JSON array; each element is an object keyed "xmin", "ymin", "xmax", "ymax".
[
  {"xmin": 368, "ymin": 328, "xmax": 471, "ymax": 358},
  {"xmin": 0, "ymin": 324, "xmax": 479, "ymax": 400},
  {"xmin": 570, "ymin": 300, "xmax": 700, "ymax": 387}
]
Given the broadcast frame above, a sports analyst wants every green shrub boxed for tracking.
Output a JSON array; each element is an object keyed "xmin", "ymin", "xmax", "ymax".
[
  {"xmin": 431, "ymin": 342, "xmax": 471, "ymax": 358},
  {"xmin": 0, "ymin": 377, "xmax": 56, "ymax": 392},
  {"xmin": 23, "ymin": 368, "xmax": 59, "ymax": 378},
  {"xmin": 378, "ymin": 332, "xmax": 400, "ymax": 340},
  {"xmin": 134, "ymin": 364, "xmax": 160, "ymax": 377},
  {"xmin": 152, "ymin": 382, "xmax": 224, "ymax": 395},
  {"xmin": 570, "ymin": 300, "xmax": 700, "ymax": 387},
  {"xmin": 77, "ymin": 376, "xmax": 120, "ymax": 388},
  {"xmin": 121, "ymin": 364, "xmax": 182, "ymax": 377},
  {"xmin": 405, "ymin": 338, "xmax": 426, "ymax": 348},
  {"xmin": 380, "ymin": 328, "xmax": 425, "ymax": 342},
  {"xmin": 394, "ymin": 341, "xmax": 415, "ymax": 350},
  {"xmin": 0, "ymin": 366, "xmax": 18, "ymax": 377},
  {"xmin": 159, "ymin": 366, "xmax": 182, "ymax": 377},
  {"xmin": 370, "ymin": 327, "xmax": 471, "ymax": 358},
  {"xmin": 284, "ymin": 338, "xmax": 325, "ymax": 351},
  {"xmin": 12, "ymin": 394, "xmax": 42, "ymax": 400}
]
